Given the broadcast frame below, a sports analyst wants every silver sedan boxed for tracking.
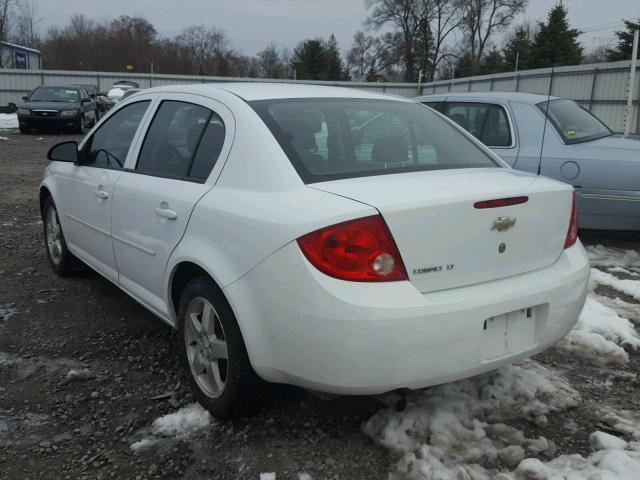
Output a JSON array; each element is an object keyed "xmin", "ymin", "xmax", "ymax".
[{"xmin": 414, "ymin": 91, "xmax": 640, "ymax": 230}]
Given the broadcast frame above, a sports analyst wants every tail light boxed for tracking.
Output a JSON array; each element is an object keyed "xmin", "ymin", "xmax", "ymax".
[
  {"xmin": 564, "ymin": 192, "xmax": 578, "ymax": 248},
  {"xmin": 474, "ymin": 196, "xmax": 528, "ymax": 209},
  {"xmin": 297, "ymin": 215, "xmax": 408, "ymax": 282}
]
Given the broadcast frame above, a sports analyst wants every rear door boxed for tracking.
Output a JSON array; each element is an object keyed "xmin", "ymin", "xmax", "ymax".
[
  {"xmin": 111, "ymin": 94, "xmax": 234, "ymax": 315},
  {"xmin": 441, "ymin": 101, "xmax": 519, "ymax": 166}
]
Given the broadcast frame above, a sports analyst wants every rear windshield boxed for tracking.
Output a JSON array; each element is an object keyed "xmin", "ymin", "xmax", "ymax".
[
  {"xmin": 250, "ymin": 98, "xmax": 499, "ymax": 183},
  {"xmin": 537, "ymin": 99, "xmax": 612, "ymax": 144}
]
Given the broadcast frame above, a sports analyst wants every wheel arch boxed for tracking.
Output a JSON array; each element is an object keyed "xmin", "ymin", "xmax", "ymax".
[{"xmin": 39, "ymin": 185, "xmax": 53, "ymax": 217}]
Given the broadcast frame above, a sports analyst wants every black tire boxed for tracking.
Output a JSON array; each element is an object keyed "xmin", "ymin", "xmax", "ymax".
[
  {"xmin": 76, "ymin": 115, "xmax": 86, "ymax": 135},
  {"xmin": 177, "ymin": 277, "xmax": 262, "ymax": 418},
  {"xmin": 42, "ymin": 196, "xmax": 83, "ymax": 276},
  {"xmin": 19, "ymin": 124, "xmax": 30, "ymax": 134}
]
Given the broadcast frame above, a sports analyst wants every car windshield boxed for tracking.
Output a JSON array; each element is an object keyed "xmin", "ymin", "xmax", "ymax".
[
  {"xmin": 29, "ymin": 87, "xmax": 80, "ymax": 102},
  {"xmin": 250, "ymin": 98, "xmax": 499, "ymax": 183},
  {"xmin": 537, "ymin": 99, "xmax": 612, "ymax": 144}
]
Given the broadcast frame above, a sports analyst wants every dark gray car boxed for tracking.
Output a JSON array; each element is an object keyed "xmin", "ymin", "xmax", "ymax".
[{"xmin": 17, "ymin": 85, "xmax": 97, "ymax": 134}]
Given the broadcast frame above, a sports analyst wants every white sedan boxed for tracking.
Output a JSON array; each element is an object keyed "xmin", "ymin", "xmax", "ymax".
[{"xmin": 40, "ymin": 83, "xmax": 590, "ymax": 417}]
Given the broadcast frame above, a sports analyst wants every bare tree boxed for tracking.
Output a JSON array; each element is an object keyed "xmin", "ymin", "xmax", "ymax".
[
  {"xmin": 428, "ymin": 0, "xmax": 464, "ymax": 80},
  {"xmin": 0, "ymin": 0, "xmax": 13, "ymax": 42},
  {"xmin": 365, "ymin": 0, "xmax": 434, "ymax": 81},
  {"xmin": 347, "ymin": 30, "xmax": 401, "ymax": 81},
  {"xmin": 13, "ymin": 0, "xmax": 40, "ymax": 47},
  {"xmin": 257, "ymin": 42, "xmax": 283, "ymax": 78},
  {"xmin": 176, "ymin": 24, "xmax": 229, "ymax": 75},
  {"xmin": 460, "ymin": 0, "xmax": 527, "ymax": 63}
]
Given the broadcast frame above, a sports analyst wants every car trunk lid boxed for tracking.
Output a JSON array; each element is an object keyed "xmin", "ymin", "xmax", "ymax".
[{"xmin": 310, "ymin": 168, "xmax": 573, "ymax": 293}]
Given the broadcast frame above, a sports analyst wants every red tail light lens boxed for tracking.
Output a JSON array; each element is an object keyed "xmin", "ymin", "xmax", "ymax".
[
  {"xmin": 564, "ymin": 192, "xmax": 578, "ymax": 249},
  {"xmin": 297, "ymin": 215, "xmax": 408, "ymax": 282}
]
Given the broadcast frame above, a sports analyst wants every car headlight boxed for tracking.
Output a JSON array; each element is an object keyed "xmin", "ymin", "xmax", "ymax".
[
  {"xmin": 60, "ymin": 110, "xmax": 79, "ymax": 117},
  {"xmin": 17, "ymin": 108, "xmax": 30, "ymax": 115}
]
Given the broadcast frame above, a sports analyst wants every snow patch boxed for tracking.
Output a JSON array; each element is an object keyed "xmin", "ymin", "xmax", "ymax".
[
  {"xmin": 130, "ymin": 437, "xmax": 159, "ymax": 452},
  {"xmin": 587, "ymin": 244, "xmax": 640, "ymax": 269},
  {"xmin": 0, "ymin": 113, "xmax": 18, "ymax": 130},
  {"xmin": 260, "ymin": 474, "xmax": 276, "ymax": 480},
  {"xmin": 151, "ymin": 403, "xmax": 212, "ymax": 439},
  {"xmin": 556, "ymin": 295, "xmax": 640, "ymax": 364},
  {"xmin": 66, "ymin": 368, "xmax": 94, "ymax": 380},
  {"xmin": 591, "ymin": 268, "xmax": 640, "ymax": 301},
  {"xmin": 363, "ymin": 360, "xmax": 577, "ymax": 479},
  {"xmin": 365, "ymin": 359, "xmax": 640, "ymax": 479}
]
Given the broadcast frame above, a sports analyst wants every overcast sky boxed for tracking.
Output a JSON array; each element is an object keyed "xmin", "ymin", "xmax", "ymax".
[{"xmin": 35, "ymin": 0, "xmax": 637, "ymax": 55}]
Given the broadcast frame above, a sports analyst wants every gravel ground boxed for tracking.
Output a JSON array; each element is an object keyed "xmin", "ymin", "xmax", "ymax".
[{"xmin": 0, "ymin": 130, "xmax": 639, "ymax": 480}]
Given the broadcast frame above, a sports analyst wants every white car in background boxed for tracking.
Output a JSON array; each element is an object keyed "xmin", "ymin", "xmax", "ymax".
[
  {"xmin": 106, "ymin": 80, "xmax": 140, "ymax": 104},
  {"xmin": 39, "ymin": 83, "xmax": 590, "ymax": 417}
]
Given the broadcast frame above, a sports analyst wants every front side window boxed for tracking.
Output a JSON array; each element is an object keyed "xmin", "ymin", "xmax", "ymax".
[
  {"xmin": 443, "ymin": 102, "xmax": 512, "ymax": 147},
  {"xmin": 537, "ymin": 99, "xmax": 612, "ymax": 144},
  {"xmin": 135, "ymin": 100, "xmax": 226, "ymax": 181},
  {"xmin": 251, "ymin": 98, "xmax": 499, "ymax": 184},
  {"xmin": 80, "ymin": 100, "xmax": 150, "ymax": 169},
  {"xmin": 29, "ymin": 87, "xmax": 80, "ymax": 103}
]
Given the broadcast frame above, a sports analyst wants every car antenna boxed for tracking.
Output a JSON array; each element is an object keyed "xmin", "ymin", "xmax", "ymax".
[{"xmin": 537, "ymin": 64, "xmax": 554, "ymax": 176}]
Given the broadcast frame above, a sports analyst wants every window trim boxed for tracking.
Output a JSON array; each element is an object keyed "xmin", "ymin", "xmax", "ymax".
[
  {"xmin": 441, "ymin": 101, "xmax": 516, "ymax": 149},
  {"xmin": 132, "ymin": 99, "xmax": 225, "ymax": 183},
  {"xmin": 77, "ymin": 99, "xmax": 152, "ymax": 170}
]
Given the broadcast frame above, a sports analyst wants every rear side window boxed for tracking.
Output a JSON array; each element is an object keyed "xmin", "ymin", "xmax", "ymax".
[
  {"xmin": 135, "ymin": 100, "xmax": 226, "ymax": 181},
  {"xmin": 250, "ymin": 98, "xmax": 498, "ymax": 184},
  {"xmin": 81, "ymin": 100, "xmax": 150, "ymax": 169},
  {"xmin": 443, "ymin": 102, "xmax": 512, "ymax": 147}
]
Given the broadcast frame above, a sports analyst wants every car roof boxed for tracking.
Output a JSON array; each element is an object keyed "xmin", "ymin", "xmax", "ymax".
[
  {"xmin": 414, "ymin": 91, "xmax": 559, "ymax": 105},
  {"xmin": 140, "ymin": 82, "xmax": 412, "ymax": 102}
]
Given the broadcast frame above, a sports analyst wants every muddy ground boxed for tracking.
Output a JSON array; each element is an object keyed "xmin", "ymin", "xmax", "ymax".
[{"xmin": 0, "ymin": 130, "xmax": 639, "ymax": 480}]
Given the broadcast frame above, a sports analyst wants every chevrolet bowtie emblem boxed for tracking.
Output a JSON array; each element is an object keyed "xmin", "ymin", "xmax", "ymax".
[{"xmin": 491, "ymin": 216, "xmax": 517, "ymax": 232}]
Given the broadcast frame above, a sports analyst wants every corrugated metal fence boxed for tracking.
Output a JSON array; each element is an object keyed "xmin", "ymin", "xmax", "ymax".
[{"xmin": 1, "ymin": 59, "xmax": 638, "ymax": 133}]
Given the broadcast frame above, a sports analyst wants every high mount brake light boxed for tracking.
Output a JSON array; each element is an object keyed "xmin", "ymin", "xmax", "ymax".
[
  {"xmin": 564, "ymin": 192, "xmax": 578, "ymax": 249},
  {"xmin": 297, "ymin": 215, "xmax": 408, "ymax": 282},
  {"xmin": 474, "ymin": 196, "xmax": 528, "ymax": 209}
]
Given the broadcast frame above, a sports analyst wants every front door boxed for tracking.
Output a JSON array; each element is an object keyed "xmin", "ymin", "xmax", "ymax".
[
  {"xmin": 55, "ymin": 100, "xmax": 152, "ymax": 281},
  {"xmin": 111, "ymin": 95, "xmax": 233, "ymax": 316}
]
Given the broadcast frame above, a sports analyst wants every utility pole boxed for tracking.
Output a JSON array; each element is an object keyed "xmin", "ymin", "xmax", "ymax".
[
  {"xmin": 623, "ymin": 28, "xmax": 639, "ymax": 137},
  {"xmin": 512, "ymin": 51, "xmax": 519, "ymax": 91}
]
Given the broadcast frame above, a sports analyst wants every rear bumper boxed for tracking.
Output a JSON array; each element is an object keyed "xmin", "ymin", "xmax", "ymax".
[{"xmin": 224, "ymin": 241, "xmax": 589, "ymax": 395}]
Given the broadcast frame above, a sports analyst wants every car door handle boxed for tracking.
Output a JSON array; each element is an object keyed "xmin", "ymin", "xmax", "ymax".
[
  {"xmin": 154, "ymin": 207, "xmax": 178, "ymax": 220},
  {"xmin": 95, "ymin": 189, "xmax": 109, "ymax": 199}
]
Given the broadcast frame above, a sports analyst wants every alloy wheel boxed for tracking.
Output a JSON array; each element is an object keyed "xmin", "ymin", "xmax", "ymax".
[
  {"xmin": 184, "ymin": 297, "xmax": 229, "ymax": 398},
  {"xmin": 45, "ymin": 206, "xmax": 63, "ymax": 265}
]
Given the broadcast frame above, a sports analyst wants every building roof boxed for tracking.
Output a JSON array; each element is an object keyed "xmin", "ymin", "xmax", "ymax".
[{"xmin": 0, "ymin": 40, "xmax": 42, "ymax": 55}]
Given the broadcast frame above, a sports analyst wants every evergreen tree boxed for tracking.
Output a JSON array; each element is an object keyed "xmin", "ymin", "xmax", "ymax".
[
  {"xmin": 292, "ymin": 35, "xmax": 346, "ymax": 80},
  {"xmin": 477, "ymin": 48, "xmax": 505, "ymax": 75},
  {"xmin": 530, "ymin": 4, "xmax": 582, "ymax": 68},
  {"xmin": 292, "ymin": 39, "xmax": 327, "ymax": 80},
  {"xmin": 503, "ymin": 24, "xmax": 534, "ymax": 72},
  {"xmin": 453, "ymin": 51, "xmax": 477, "ymax": 78},
  {"xmin": 607, "ymin": 19, "xmax": 640, "ymax": 61},
  {"xmin": 325, "ymin": 34, "xmax": 344, "ymax": 80}
]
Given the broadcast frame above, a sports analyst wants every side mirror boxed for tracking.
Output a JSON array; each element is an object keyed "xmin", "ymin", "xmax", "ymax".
[
  {"xmin": 47, "ymin": 141, "xmax": 79, "ymax": 163},
  {"xmin": 81, "ymin": 98, "xmax": 91, "ymax": 104},
  {"xmin": 22, "ymin": 96, "xmax": 28, "ymax": 101}
]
